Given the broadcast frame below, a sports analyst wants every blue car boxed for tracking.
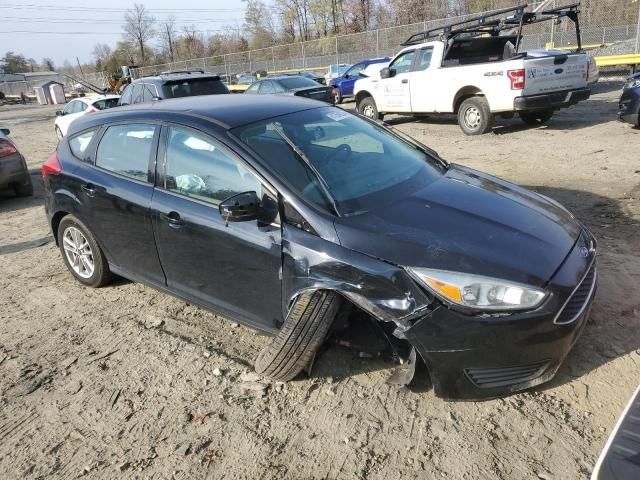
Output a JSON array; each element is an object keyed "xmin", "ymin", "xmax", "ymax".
[
  {"xmin": 619, "ymin": 72, "xmax": 640, "ymax": 127},
  {"xmin": 330, "ymin": 57, "xmax": 389, "ymax": 104}
]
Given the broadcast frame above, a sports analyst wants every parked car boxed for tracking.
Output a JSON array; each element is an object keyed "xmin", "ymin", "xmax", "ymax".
[
  {"xmin": 0, "ymin": 127, "xmax": 32, "ymax": 197},
  {"xmin": 54, "ymin": 95, "xmax": 120, "ymax": 139},
  {"xmin": 244, "ymin": 75, "xmax": 334, "ymax": 103},
  {"xmin": 329, "ymin": 57, "xmax": 390, "ymax": 104},
  {"xmin": 118, "ymin": 71, "xmax": 229, "ymax": 107},
  {"xmin": 236, "ymin": 74, "xmax": 258, "ymax": 85},
  {"xmin": 355, "ymin": 6, "xmax": 594, "ymax": 134},
  {"xmin": 618, "ymin": 72, "xmax": 640, "ymax": 127},
  {"xmin": 592, "ymin": 385, "xmax": 640, "ymax": 479},
  {"xmin": 324, "ymin": 63, "xmax": 349, "ymax": 84},
  {"xmin": 42, "ymin": 95, "xmax": 597, "ymax": 399}
]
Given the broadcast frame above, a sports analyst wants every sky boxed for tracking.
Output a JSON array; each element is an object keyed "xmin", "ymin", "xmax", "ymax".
[{"xmin": 0, "ymin": 0, "xmax": 249, "ymax": 67}]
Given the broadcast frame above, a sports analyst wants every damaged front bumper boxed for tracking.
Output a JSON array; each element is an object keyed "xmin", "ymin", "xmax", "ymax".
[{"xmin": 283, "ymin": 225, "xmax": 596, "ymax": 400}]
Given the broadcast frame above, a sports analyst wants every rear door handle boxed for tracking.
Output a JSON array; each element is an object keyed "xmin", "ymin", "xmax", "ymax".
[
  {"xmin": 401, "ymin": 79, "xmax": 409, "ymax": 84},
  {"xmin": 81, "ymin": 183, "xmax": 96, "ymax": 197},
  {"xmin": 160, "ymin": 211, "xmax": 184, "ymax": 229}
]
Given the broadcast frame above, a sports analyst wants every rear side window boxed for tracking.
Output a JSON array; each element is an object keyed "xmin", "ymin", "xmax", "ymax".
[
  {"xmin": 92, "ymin": 98, "xmax": 119, "ymax": 110},
  {"xmin": 162, "ymin": 78, "xmax": 229, "ymax": 98},
  {"xmin": 164, "ymin": 127, "xmax": 261, "ymax": 204},
  {"xmin": 69, "ymin": 129, "xmax": 97, "ymax": 161},
  {"xmin": 95, "ymin": 124, "xmax": 156, "ymax": 182}
]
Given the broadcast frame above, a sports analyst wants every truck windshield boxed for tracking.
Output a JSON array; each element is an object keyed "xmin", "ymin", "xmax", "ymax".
[
  {"xmin": 162, "ymin": 78, "xmax": 229, "ymax": 98},
  {"xmin": 232, "ymin": 107, "xmax": 444, "ymax": 215}
]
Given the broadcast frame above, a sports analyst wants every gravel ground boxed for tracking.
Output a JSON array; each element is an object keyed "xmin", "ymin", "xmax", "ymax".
[{"xmin": 0, "ymin": 84, "xmax": 639, "ymax": 479}]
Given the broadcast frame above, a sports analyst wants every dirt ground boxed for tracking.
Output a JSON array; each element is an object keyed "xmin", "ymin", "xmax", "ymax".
[{"xmin": 1, "ymin": 83, "xmax": 639, "ymax": 480}]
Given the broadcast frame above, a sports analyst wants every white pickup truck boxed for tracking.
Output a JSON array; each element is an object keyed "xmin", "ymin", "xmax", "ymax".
[{"xmin": 354, "ymin": 33, "xmax": 596, "ymax": 135}]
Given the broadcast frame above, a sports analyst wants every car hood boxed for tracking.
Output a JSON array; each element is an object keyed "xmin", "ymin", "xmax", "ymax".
[{"xmin": 333, "ymin": 164, "xmax": 582, "ymax": 287}]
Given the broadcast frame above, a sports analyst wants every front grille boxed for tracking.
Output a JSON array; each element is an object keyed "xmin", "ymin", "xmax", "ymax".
[
  {"xmin": 464, "ymin": 361, "xmax": 549, "ymax": 389},
  {"xmin": 554, "ymin": 262, "xmax": 597, "ymax": 325}
]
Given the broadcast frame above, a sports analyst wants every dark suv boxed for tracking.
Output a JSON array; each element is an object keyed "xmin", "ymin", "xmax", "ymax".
[{"xmin": 118, "ymin": 71, "xmax": 229, "ymax": 106}]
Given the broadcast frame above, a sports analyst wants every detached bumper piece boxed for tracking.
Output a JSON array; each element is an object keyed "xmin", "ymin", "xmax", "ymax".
[
  {"xmin": 514, "ymin": 88, "xmax": 591, "ymax": 111},
  {"xmin": 618, "ymin": 90, "xmax": 640, "ymax": 126}
]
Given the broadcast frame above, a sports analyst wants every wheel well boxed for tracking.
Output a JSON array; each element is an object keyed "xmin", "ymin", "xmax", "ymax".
[
  {"xmin": 355, "ymin": 90, "xmax": 372, "ymax": 106},
  {"xmin": 453, "ymin": 87, "xmax": 484, "ymax": 113},
  {"xmin": 51, "ymin": 211, "xmax": 69, "ymax": 245}
]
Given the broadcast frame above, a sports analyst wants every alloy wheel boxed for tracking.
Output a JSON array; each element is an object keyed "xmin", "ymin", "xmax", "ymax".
[{"xmin": 62, "ymin": 226, "xmax": 94, "ymax": 279}]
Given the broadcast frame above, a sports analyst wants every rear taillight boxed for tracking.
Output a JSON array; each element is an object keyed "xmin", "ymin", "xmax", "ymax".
[
  {"xmin": 0, "ymin": 138, "xmax": 18, "ymax": 159},
  {"xmin": 41, "ymin": 151, "xmax": 62, "ymax": 179},
  {"xmin": 507, "ymin": 69, "xmax": 526, "ymax": 90}
]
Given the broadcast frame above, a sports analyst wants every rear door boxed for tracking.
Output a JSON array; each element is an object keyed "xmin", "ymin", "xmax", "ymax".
[
  {"xmin": 522, "ymin": 52, "xmax": 588, "ymax": 95},
  {"xmin": 378, "ymin": 49, "xmax": 416, "ymax": 112},
  {"xmin": 150, "ymin": 125, "xmax": 283, "ymax": 332},
  {"xmin": 73, "ymin": 122, "xmax": 165, "ymax": 285}
]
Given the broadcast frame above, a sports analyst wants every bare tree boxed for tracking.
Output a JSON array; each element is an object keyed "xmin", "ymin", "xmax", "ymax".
[
  {"xmin": 160, "ymin": 16, "xmax": 177, "ymax": 63},
  {"xmin": 123, "ymin": 3, "xmax": 156, "ymax": 66}
]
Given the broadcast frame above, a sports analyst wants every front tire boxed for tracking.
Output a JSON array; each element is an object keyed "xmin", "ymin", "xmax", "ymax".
[
  {"xmin": 519, "ymin": 109, "xmax": 554, "ymax": 126},
  {"xmin": 358, "ymin": 96, "xmax": 384, "ymax": 121},
  {"xmin": 458, "ymin": 97, "xmax": 493, "ymax": 135},
  {"xmin": 333, "ymin": 88, "xmax": 342, "ymax": 105},
  {"xmin": 58, "ymin": 215, "xmax": 112, "ymax": 287},
  {"xmin": 255, "ymin": 290, "xmax": 341, "ymax": 381}
]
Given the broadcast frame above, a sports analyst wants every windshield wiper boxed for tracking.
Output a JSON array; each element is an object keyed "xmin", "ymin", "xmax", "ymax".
[
  {"xmin": 379, "ymin": 122, "xmax": 449, "ymax": 170},
  {"xmin": 270, "ymin": 124, "xmax": 340, "ymax": 216}
]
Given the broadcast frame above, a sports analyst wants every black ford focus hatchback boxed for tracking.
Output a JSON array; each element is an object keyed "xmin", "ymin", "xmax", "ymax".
[{"xmin": 42, "ymin": 95, "xmax": 597, "ymax": 399}]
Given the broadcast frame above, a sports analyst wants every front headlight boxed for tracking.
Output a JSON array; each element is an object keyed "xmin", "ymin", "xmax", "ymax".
[{"xmin": 407, "ymin": 268, "xmax": 547, "ymax": 312}]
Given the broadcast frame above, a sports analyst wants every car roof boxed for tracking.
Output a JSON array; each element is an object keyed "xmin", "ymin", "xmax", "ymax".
[
  {"xmin": 69, "ymin": 94, "xmax": 326, "ymax": 133},
  {"xmin": 133, "ymin": 72, "xmax": 221, "ymax": 84}
]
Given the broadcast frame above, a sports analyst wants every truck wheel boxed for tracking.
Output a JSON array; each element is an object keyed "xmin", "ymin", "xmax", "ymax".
[
  {"xmin": 458, "ymin": 97, "xmax": 493, "ymax": 135},
  {"xmin": 255, "ymin": 290, "xmax": 341, "ymax": 381},
  {"xmin": 358, "ymin": 96, "xmax": 384, "ymax": 121},
  {"xmin": 333, "ymin": 88, "xmax": 343, "ymax": 105},
  {"xmin": 519, "ymin": 109, "xmax": 554, "ymax": 126}
]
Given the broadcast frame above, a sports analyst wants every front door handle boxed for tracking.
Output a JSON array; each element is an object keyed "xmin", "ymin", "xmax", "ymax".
[
  {"xmin": 401, "ymin": 79, "xmax": 409, "ymax": 84},
  {"xmin": 81, "ymin": 183, "xmax": 96, "ymax": 197},
  {"xmin": 160, "ymin": 211, "xmax": 184, "ymax": 229}
]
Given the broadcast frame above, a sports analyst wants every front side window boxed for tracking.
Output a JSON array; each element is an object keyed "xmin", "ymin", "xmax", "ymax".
[
  {"xmin": 142, "ymin": 83, "xmax": 157, "ymax": 102},
  {"xmin": 245, "ymin": 82, "xmax": 260, "ymax": 94},
  {"xmin": 95, "ymin": 124, "xmax": 156, "ymax": 182},
  {"xmin": 233, "ymin": 107, "xmax": 444, "ymax": 215},
  {"xmin": 164, "ymin": 127, "xmax": 261, "ymax": 205},
  {"xmin": 390, "ymin": 50, "xmax": 416, "ymax": 75},
  {"xmin": 131, "ymin": 84, "xmax": 144, "ymax": 104},
  {"xmin": 346, "ymin": 63, "xmax": 364, "ymax": 77},
  {"xmin": 77, "ymin": 102, "xmax": 89, "ymax": 113},
  {"xmin": 259, "ymin": 81, "xmax": 276, "ymax": 94},
  {"xmin": 63, "ymin": 101, "xmax": 77, "ymax": 114},
  {"xmin": 69, "ymin": 129, "xmax": 97, "ymax": 160}
]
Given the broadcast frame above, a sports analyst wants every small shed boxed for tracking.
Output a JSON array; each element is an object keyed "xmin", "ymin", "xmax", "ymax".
[{"xmin": 33, "ymin": 81, "xmax": 65, "ymax": 105}]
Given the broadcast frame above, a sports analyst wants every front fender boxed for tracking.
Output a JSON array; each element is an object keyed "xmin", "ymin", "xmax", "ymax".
[{"xmin": 282, "ymin": 225, "xmax": 433, "ymax": 332}]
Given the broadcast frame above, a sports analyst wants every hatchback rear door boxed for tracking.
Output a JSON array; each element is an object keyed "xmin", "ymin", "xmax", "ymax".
[
  {"xmin": 72, "ymin": 122, "xmax": 166, "ymax": 285},
  {"xmin": 150, "ymin": 125, "xmax": 283, "ymax": 332}
]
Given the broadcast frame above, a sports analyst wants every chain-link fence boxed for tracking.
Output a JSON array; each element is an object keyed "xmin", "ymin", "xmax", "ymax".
[{"xmin": 131, "ymin": 2, "xmax": 640, "ymax": 80}]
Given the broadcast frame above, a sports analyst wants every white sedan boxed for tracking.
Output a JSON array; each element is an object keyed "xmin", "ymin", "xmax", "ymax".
[{"xmin": 54, "ymin": 95, "xmax": 120, "ymax": 139}]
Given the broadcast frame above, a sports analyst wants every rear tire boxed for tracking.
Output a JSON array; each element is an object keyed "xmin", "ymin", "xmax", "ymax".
[
  {"xmin": 13, "ymin": 175, "xmax": 33, "ymax": 197},
  {"xmin": 255, "ymin": 290, "xmax": 341, "ymax": 381},
  {"xmin": 358, "ymin": 96, "xmax": 384, "ymax": 121},
  {"xmin": 58, "ymin": 215, "xmax": 112, "ymax": 288},
  {"xmin": 519, "ymin": 109, "xmax": 554, "ymax": 126},
  {"xmin": 458, "ymin": 96, "xmax": 493, "ymax": 135}
]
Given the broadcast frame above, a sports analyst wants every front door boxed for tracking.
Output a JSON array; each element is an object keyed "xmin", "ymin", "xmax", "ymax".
[
  {"xmin": 151, "ymin": 125, "xmax": 282, "ymax": 332},
  {"xmin": 378, "ymin": 49, "xmax": 416, "ymax": 112},
  {"xmin": 75, "ymin": 122, "xmax": 165, "ymax": 285}
]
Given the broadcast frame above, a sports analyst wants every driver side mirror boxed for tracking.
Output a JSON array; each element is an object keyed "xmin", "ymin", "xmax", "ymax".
[
  {"xmin": 343, "ymin": 73, "xmax": 350, "ymax": 79},
  {"xmin": 379, "ymin": 67, "xmax": 395, "ymax": 79},
  {"xmin": 0, "ymin": 128, "xmax": 10, "ymax": 136},
  {"xmin": 219, "ymin": 191, "xmax": 262, "ymax": 223},
  {"xmin": 55, "ymin": 110, "xmax": 64, "ymax": 116}
]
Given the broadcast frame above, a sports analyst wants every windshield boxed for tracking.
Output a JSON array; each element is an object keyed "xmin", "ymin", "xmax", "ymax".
[
  {"xmin": 278, "ymin": 77, "xmax": 319, "ymax": 89},
  {"xmin": 162, "ymin": 78, "xmax": 229, "ymax": 98},
  {"xmin": 232, "ymin": 107, "xmax": 444, "ymax": 215}
]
